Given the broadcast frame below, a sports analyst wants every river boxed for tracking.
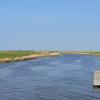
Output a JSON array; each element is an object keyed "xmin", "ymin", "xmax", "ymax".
[{"xmin": 0, "ymin": 55, "xmax": 100, "ymax": 100}]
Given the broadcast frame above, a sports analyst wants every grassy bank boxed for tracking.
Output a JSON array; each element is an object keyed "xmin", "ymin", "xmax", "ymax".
[
  {"xmin": 0, "ymin": 51, "xmax": 41, "ymax": 59},
  {"xmin": 62, "ymin": 51, "xmax": 100, "ymax": 55},
  {"xmin": 1, "ymin": 50, "xmax": 100, "ymax": 63},
  {"xmin": 0, "ymin": 51, "xmax": 60, "ymax": 63}
]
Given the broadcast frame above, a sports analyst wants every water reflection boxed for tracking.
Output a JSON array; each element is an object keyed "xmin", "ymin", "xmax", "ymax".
[{"xmin": 93, "ymin": 88, "xmax": 100, "ymax": 92}]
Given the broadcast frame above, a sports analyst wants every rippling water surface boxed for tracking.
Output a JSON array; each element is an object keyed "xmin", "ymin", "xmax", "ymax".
[{"xmin": 0, "ymin": 55, "xmax": 100, "ymax": 100}]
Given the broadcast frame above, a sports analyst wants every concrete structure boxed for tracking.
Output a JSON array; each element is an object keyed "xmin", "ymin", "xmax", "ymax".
[{"xmin": 93, "ymin": 71, "xmax": 100, "ymax": 88}]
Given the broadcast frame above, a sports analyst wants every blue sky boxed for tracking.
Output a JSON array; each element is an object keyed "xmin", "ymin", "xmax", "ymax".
[{"xmin": 0, "ymin": 0, "xmax": 100, "ymax": 50}]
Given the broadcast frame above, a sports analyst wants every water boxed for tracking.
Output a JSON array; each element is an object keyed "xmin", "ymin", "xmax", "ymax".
[{"xmin": 0, "ymin": 55, "xmax": 100, "ymax": 100}]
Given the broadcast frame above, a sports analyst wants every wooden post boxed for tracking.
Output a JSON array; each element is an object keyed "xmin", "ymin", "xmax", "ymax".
[{"xmin": 93, "ymin": 71, "xmax": 100, "ymax": 88}]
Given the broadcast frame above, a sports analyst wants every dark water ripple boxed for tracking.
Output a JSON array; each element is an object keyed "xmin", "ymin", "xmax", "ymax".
[{"xmin": 0, "ymin": 55, "xmax": 100, "ymax": 100}]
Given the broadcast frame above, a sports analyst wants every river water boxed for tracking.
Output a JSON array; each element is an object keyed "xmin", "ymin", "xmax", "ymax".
[{"xmin": 0, "ymin": 55, "xmax": 100, "ymax": 100}]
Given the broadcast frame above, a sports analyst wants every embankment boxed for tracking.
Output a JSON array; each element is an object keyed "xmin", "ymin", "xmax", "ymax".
[{"xmin": 0, "ymin": 52, "xmax": 61, "ymax": 63}]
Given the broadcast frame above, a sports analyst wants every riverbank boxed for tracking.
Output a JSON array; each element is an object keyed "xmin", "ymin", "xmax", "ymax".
[
  {"xmin": 62, "ymin": 51, "xmax": 100, "ymax": 56},
  {"xmin": 0, "ymin": 51, "xmax": 61, "ymax": 63},
  {"xmin": 1, "ymin": 50, "xmax": 100, "ymax": 63}
]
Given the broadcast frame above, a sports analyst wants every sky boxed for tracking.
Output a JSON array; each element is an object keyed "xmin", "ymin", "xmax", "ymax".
[{"xmin": 0, "ymin": 0, "xmax": 100, "ymax": 51}]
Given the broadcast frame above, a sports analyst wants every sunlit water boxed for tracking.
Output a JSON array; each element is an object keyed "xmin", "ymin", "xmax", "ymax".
[{"xmin": 0, "ymin": 55, "xmax": 100, "ymax": 100}]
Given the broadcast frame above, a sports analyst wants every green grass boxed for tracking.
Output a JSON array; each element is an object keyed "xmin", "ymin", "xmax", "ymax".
[
  {"xmin": 0, "ymin": 50, "xmax": 41, "ymax": 59},
  {"xmin": 62, "ymin": 51, "xmax": 100, "ymax": 55},
  {"xmin": 1, "ymin": 50, "xmax": 100, "ymax": 59},
  {"xmin": 80, "ymin": 51, "xmax": 100, "ymax": 54}
]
